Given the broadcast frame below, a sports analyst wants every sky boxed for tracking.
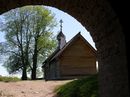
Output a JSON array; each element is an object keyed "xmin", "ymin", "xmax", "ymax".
[{"xmin": 0, "ymin": 6, "xmax": 96, "ymax": 77}]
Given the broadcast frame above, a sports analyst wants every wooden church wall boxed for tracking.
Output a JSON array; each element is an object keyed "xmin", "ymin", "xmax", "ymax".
[{"xmin": 59, "ymin": 38, "xmax": 97, "ymax": 79}]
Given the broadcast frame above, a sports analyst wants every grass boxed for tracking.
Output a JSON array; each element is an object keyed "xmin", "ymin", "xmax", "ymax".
[
  {"xmin": 0, "ymin": 76, "xmax": 21, "ymax": 82},
  {"xmin": 55, "ymin": 74, "xmax": 99, "ymax": 97}
]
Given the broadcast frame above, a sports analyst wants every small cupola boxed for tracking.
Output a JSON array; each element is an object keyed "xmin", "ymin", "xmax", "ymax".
[{"xmin": 57, "ymin": 20, "xmax": 66, "ymax": 49}]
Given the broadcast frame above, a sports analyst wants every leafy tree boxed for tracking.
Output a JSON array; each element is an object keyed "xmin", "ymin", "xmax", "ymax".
[{"xmin": 0, "ymin": 6, "xmax": 57, "ymax": 80}]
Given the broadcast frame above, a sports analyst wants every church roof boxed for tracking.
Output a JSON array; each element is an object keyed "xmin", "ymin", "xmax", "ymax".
[{"xmin": 42, "ymin": 32, "xmax": 96, "ymax": 67}]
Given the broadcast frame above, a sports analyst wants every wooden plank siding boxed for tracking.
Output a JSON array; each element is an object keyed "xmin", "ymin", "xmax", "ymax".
[{"xmin": 58, "ymin": 37, "xmax": 97, "ymax": 79}]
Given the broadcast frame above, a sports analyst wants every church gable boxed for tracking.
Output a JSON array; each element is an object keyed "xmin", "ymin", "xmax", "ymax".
[
  {"xmin": 57, "ymin": 34, "xmax": 97, "ymax": 78},
  {"xmin": 59, "ymin": 35, "xmax": 96, "ymax": 58}
]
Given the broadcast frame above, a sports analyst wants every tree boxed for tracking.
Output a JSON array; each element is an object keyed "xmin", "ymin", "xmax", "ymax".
[{"xmin": 0, "ymin": 6, "xmax": 57, "ymax": 80}]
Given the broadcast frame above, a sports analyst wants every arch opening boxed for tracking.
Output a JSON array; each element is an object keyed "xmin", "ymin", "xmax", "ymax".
[
  {"xmin": 0, "ymin": 5, "xmax": 97, "ymax": 77},
  {"xmin": 0, "ymin": 1, "xmax": 129, "ymax": 97}
]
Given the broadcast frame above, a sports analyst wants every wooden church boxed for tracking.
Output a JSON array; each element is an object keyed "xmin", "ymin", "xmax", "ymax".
[{"xmin": 42, "ymin": 21, "xmax": 97, "ymax": 80}]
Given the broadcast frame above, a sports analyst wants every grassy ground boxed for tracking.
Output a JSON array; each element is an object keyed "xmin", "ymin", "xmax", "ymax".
[
  {"xmin": 55, "ymin": 74, "xmax": 99, "ymax": 97},
  {"xmin": 0, "ymin": 76, "xmax": 20, "ymax": 82}
]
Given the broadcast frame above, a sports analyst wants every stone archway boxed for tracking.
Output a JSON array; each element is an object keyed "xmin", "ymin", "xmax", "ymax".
[{"xmin": 0, "ymin": 0, "xmax": 129, "ymax": 97}]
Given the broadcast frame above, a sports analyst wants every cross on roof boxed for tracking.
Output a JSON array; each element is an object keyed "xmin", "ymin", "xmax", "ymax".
[{"xmin": 59, "ymin": 19, "xmax": 63, "ymax": 32}]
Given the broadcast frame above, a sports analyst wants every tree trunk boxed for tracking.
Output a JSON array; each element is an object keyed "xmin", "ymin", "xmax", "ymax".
[
  {"xmin": 31, "ymin": 38, "xmax": 38, "ymax": 80},
  {"xmin": 31, "ymin": 65, "xmax": 37, "ymax": 80},
  {"xmin": 31, "ymin": 53, "xmax": 37, "ymax": 80},
  {"xmin": 21, "ymin": 65, "xmax": 27, "ymax": 80}
]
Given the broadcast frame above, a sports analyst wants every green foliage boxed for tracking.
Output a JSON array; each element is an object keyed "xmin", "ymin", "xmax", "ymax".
[
  {"xmin": 3, "ymin": 54, "xmax": 22, "ymax": 74},
  {"xmin": 0, "ymin": 76, "xmax": 20, "ymax": 82},
  {"xmin": 56, "ymin": 74, "xmax": 99, "ymax": 97},
  {"xmin": 0, "ymin": 5, "xmax": 57, "ymax": 78}
]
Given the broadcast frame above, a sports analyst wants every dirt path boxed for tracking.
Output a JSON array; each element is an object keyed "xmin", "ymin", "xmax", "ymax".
[{"xmin": 0, "ymin": 80, "xmax": 70, "ymax": 97}]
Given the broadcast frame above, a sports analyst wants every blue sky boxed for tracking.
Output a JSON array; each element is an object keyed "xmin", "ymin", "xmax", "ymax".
[
  {"xmin": 47, "ymin": 6, "xmax": 95, "ymax": 47},
  {"xmin": 0, "ymin": 6, "xmax": 95, "ymax": 77}
]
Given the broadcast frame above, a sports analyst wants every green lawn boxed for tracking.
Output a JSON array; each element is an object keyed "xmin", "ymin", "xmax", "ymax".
[{"xmin": 55, "ymin": 74, "xmax": 99, "ymax": 97}]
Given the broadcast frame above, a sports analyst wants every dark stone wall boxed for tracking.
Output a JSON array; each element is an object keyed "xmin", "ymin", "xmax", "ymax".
[{"xmin": 0, "ymin": 0, "xmax": 129, "ymax": 97}]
